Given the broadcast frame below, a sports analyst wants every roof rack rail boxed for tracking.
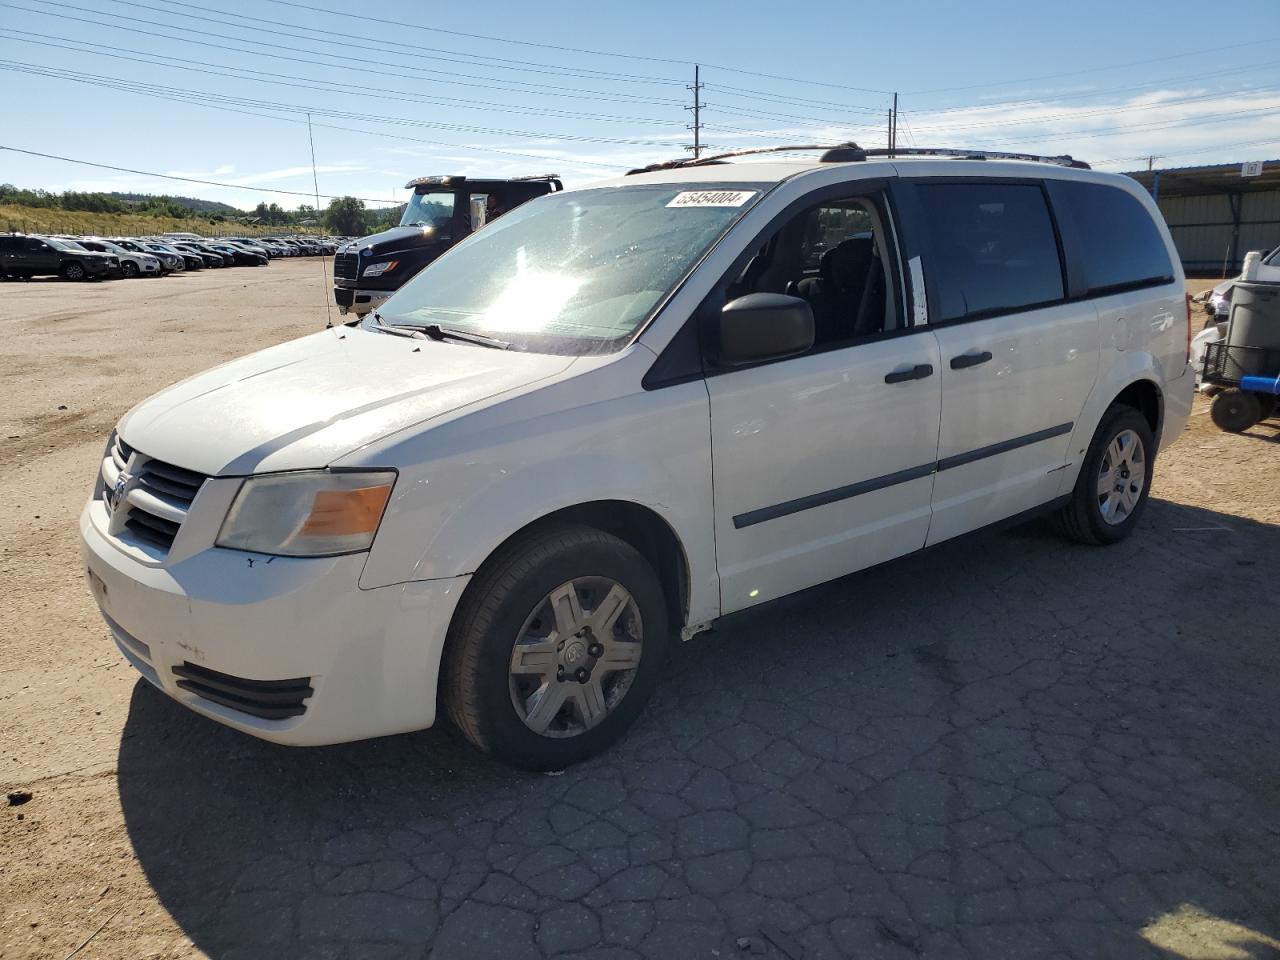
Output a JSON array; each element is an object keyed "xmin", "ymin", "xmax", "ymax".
[
  {"xmin": 510, "ymin": 173, "xmax": 562, "ymax": 182},
  {"xmin": 861, "ymin": 147, "xmax": 1089, "ymax": 169},
  {"xmin": 627, "ymin": 144, "xmax": 851, "ymax": 175},
  {"xmin": 627, "ymin": 143, "xmax": 1089, "ymax": 174}
]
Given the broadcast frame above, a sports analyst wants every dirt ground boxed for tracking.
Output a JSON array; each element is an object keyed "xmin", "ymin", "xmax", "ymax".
[{"xmin": 2, "ymin": 266, "xmax": 1279, "ymax": 960}]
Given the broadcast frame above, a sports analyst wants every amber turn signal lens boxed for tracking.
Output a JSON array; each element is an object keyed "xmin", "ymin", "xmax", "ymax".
[{"xmin": 301, "ymin": 484, "xmax": 393, "ymax": 538}]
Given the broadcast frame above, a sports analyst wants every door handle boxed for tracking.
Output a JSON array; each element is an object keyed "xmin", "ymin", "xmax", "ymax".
[
  {"xmin": 950, "ymin": 350, "xmax": 993, "ymax": 370},
  {"xmin": 884, "ymin": 363, "xmax": 934, "ymax": 384}
]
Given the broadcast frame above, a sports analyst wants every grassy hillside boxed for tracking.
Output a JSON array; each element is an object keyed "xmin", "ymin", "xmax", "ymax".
[
  {"xmin": 107, "ymin": 192, "xmax": 244, "ymax": 216},
  {"xmin": 0, "ymin": 204, "xmax": 324, "ymax": 238}
]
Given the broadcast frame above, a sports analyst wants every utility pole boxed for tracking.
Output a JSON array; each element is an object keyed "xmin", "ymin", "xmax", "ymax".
[
  {"xmin": 686, "ymin": 64, "xmax": 704, "ymax": 159},
  {"xmin": 890, "ymin": 92, "xmax": 899, "ymax": 156}
]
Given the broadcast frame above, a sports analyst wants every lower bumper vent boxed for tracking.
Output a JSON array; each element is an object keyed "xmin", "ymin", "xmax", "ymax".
[{"xmin": 173, "ymin": 662, "xmax": 313, "ymax": 720}]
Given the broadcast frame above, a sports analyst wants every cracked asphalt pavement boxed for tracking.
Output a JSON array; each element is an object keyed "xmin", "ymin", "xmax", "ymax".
[{"xmin": 3, "ymin": 268, "xmax": 1279, "ymax": 959}]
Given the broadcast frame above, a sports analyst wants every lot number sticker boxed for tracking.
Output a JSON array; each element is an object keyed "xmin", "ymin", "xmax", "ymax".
[{"xmin": 667, "ymin": 190, "xmax": 757, "ymax": 208}]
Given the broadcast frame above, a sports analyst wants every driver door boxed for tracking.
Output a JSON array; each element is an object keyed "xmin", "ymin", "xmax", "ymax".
[
  {"xmin": 24, "ymin": 238, "xmax": 59, "ymax": 274},
  {"xmin": 704, "ymin": 184, "xmax": 943, "ymax": 614}
]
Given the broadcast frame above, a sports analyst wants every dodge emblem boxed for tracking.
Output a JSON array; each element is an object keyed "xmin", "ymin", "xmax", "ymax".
[{"xmin": 107, "ymin": 472, "xmax": 129, "ymax": 511}]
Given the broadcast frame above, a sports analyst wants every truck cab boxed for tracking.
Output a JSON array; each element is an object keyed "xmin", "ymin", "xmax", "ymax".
[{"xmin": 333, "ymin": 174, "xmax": 562, "ymax": 317}]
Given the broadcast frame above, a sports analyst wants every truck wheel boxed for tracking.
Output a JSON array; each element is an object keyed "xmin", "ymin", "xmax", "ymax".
[
  {"xmin": 1210, "ymin": 388, "xmax": 1261, "ymax": 433},
  {"xmin": 1055, "ymin": 405, "xmax": 1155, "ymax": 545},
  {"xmin": 61, "ymin": 262, "xmax": 86, "ymax": 281},
  {"xmin": 442, "ymin": 523, "xmax": 669, "ymax": 770}
]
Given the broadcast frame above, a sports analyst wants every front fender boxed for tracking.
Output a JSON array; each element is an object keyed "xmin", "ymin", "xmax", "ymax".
[{"xmin": 352, "ymin": 361, "xmax": 720, "ymax": 629}]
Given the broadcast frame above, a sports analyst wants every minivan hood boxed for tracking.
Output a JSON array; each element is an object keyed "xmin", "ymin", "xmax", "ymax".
[{"xmin": 119, "ymin": 327, "xmax": 576, "ymax": 476}]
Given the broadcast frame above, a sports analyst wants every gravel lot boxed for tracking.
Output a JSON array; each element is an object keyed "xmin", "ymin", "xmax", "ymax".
[{"xmin": 2, "ymin": 267, "xmax": 1279, "ymax": 960}]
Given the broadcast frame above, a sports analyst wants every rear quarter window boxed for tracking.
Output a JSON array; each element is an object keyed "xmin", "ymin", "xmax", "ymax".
[
  {"xmin": 915, "ymin": 182, "xmax": 1065, "ymax": 323},
  {"xmin": 1049, "ymin": 181, "xmax": 1174, "ymax": 294}
]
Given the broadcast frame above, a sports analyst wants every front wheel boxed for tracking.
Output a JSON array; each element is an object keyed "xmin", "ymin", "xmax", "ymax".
[
  {"xmin": 1055, "ymin": 405, "xmax": 1155, "ymax": 545},
  {"xmin": 121, "ymin": 261, "xmax": 139, "ymax": 279},
  {"xmin": 441, "ymin": 524, "xmax": 669, "ymax": 770},
  {"xmin": 61, "ymin": 262, "xmax": 86, "ymax": 281}
]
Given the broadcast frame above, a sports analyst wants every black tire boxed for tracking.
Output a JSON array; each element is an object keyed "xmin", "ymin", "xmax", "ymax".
[
  {"xmin": 441, "ymin": 523, "xmax": 669, "ymax": 770},
  {"xmin": 120, "ymin": 261, "xmax": 139, "ymax": 278},
  {"xmin": 61, "ymin": 262, "xmax": 86, "ymax": 281},
  {"xmin": 1210, "ymin": 388, "xmax": 1262, "ymax": 433},
  {"xmin": 1054, "ymin": 405, "xmax": 1156, "ymax": 545},
  {"xmin": 1254, "ymin": 393, "xmax": 1277, "ymax": 421}
]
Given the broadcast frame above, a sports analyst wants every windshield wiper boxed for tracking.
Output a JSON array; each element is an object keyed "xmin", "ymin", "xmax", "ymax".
[
  {"xmin": 369, "ymin": 311, "xmax": 426, "ymax": 339},
  {"xmin": 419, "ymin": 324, "xmax": 511, "ymax": 350},
  {"xmin": 369, "ymin": 312, "xmax": 510, "ymax": 349}
]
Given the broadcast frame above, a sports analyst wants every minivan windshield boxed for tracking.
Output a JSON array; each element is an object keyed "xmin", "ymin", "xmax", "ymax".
[{"xmin": 378, "ymin": 184, "xmax": 761, "ymax": 353}]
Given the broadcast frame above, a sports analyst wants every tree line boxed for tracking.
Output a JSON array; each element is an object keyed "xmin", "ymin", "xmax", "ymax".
[{"xmin": 1, "ymin": 183, "xmax": 405, "ymax": 236}]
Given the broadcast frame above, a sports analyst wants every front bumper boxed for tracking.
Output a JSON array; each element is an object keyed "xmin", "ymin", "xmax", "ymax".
[
  {"xmin": 334, "ymin": 285, "xmax": 394, "ymax": 315},
  {"xmin": 79, "ymin": 498, "xmax": 469, "ymax": 745}
]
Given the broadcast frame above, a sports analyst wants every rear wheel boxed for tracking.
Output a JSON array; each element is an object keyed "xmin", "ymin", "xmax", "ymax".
[
  {"xmin": 1210, "ymin": 388, "xmax": 1262, "ymax": 433},
  {"xmin": 1254, "ymin": 393, "xmax": 1277, "ymax": 421},
  {"xmin": 442, "ymin": 523, "xmax": 669, "ymax": 770},
  {"xmin": 61, "ymin": 262, "xmax": 86, "ymax": 281},
  {"xmin": 1055, "ymin": 405, "xmax": 1155, "ymax": 545}
]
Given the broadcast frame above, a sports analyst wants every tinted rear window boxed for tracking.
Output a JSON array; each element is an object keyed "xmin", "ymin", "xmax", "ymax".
[
  {"xmin": 1052, "ymin": 181, "xmax": 1173, "ymax": 294},
  {"xmin": 916, "ymin": 182, "xmax": 1065, "ymax": 323}
]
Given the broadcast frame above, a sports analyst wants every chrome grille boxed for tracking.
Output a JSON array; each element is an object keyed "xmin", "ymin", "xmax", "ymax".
[
  {"xmin": 100, "ymin": 433, "xmax": 208, "ymax": 555},
  {"xmin": 333, "ymin": 251, "xmax": 358, "ymax": 281}
]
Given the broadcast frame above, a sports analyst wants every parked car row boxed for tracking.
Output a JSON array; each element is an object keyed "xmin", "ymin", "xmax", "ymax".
[{"xmin": 0, "ymin": 232, "xmax": 343, "ymax": 281}]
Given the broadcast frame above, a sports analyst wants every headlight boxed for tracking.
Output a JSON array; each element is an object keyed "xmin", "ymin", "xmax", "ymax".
[
  {"xmin": 363, "ymin": 259, "xmax": 399, "ymax": 278},
  {"xmin": 216, "ymin": 470, "xmax": 395, "ymax": 557}
]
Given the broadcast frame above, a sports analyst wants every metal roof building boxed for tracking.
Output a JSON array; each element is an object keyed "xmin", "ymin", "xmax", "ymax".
[{"xmin": 1125, "ymin": 160, "xmax": 1280, "ymax": 276}]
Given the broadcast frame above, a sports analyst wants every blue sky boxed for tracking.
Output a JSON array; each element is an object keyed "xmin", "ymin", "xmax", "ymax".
[{"xmin": 1, "ymin": 0, "xmax": 1278, "ymax": 211}]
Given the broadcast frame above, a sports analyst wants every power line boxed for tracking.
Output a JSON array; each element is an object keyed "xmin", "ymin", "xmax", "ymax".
[
  {"xmin": 0, "ymin": 62, "xmax": 640, "ymax": 169},
  {"xmin": 0, "ymin": 59, "xmax": 699, "ymax": 148},
  {"xmin": 12, "ymin": 0, "xmax": 684, "ymax": 95},
  {"xmin": 905, "ymin": 35, "xmax": 1280, "ymax": 98},
  {"xmin": 903, "ymin": 88, "xmax": 1280, "ymax": 135},
  {"xmin": 99, "ymin": 0, "xmax": 686, "ymax": 83},
  {"xmin": 946, "ymin": 104, "xmax": 1280, "ymax": 150},
  {"xmin": 906, "ymin": 58, "xmax": 1280, "ymax": 116},
  {"xmin": 2, "ymin": 1, "xmax": 688, "ymax": 106},
  {"xmin": 0, "ymin": 144, "xmax": 399, "ymax": 203},
  {"xmin": 253, "ymin": 0, "xmax": 1277, "ymax": 106},
  {"xmin": 1093, "ymin": 137, "xmax": 1280, "ymax": 166},
  {"xmin": 702, "ymin": 82, "xmax": 888, "ymax": 115},
  {"xmin": 254, "ymin": 0, "xmax": 692, "ymax": 66},
  {"xmin": 222, "ymin": 0, "xmax": 898, "ymax": 94},
  {"xmin": 0, "ymin": 29, "xmax": 684, "ymax": 127}
]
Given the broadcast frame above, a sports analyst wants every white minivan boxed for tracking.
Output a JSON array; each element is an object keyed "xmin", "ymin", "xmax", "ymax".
[{"xmin": 81, "ymin": 148, "xmax": 1195, "ymax": 769}]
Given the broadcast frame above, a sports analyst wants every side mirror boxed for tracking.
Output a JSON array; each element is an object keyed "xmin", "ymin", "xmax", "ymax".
[{"xmin": 718, "ymin": 293, "xmax": 815, "ymax": 366}]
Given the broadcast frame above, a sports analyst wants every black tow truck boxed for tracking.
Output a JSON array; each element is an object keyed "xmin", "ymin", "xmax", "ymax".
[{"xmin": 333, "ymin": 173, "xmax": 562, "ymax": 317}]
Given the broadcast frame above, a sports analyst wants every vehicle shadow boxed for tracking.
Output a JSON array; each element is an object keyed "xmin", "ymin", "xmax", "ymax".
[
  {"xmin": 1244, "ymin": 420, "xmax": 1280, "ymax": 443},
  {"xmin": 116, "ymin": 497, "xmax": 1280, "ymax": 960}
]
